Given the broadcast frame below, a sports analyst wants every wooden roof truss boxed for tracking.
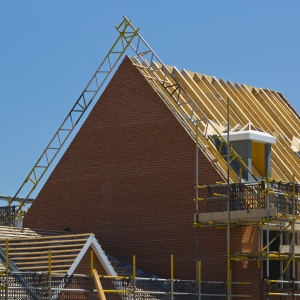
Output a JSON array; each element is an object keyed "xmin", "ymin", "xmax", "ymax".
[{"xmin": 129, "ymin": 51, "xmax": 300, "ymax": 183}]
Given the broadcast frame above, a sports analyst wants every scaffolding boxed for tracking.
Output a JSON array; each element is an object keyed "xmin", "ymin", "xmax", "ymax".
[
  {"xmin": 0, "ymin": 251, "xmax": 232, "ymax": 300},
  {"xmin": 194, "ymin": 176, "xmax": 300, "ymax": 299},
  {"xmin": 0, "ymin": 272, "xmax": 233, "ymax": 300}
]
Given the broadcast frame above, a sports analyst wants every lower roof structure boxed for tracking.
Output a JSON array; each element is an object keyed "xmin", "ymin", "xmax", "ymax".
[
  {"xmin": 0, "ymin": 225, "xmax": 156, "ymax": 278},
  {"xmin": 0, "ymin": 226, "xmax": 115, "ymax": 276}
]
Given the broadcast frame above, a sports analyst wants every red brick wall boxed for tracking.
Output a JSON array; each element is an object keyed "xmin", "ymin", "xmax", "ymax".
[{"xmin": 24, "ymin": 56, "xmax": 261, "ymax": 297}]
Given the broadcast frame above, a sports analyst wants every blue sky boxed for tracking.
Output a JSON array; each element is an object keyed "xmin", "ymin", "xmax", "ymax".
[{"xmin": 0, "ymin": 1, "xmax": 299, "ymax": 205}]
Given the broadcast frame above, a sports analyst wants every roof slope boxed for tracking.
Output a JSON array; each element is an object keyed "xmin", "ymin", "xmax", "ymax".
[
  {"xmin": 0, "ymin": 226, "xmax": 115, "ymax": 276},
  {"xmin": 0, "ymin": 225, "xmax": 71, "ymax": 239},
  {"xmin": 130, "ymin": 56, "xmax": 300, "ymax": 182}
]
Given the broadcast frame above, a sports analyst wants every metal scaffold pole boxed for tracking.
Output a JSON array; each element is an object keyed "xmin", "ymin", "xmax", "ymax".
[
  {"xmin": 5, "ymin": 239, "xmax": 8, "ymax": 300},
  {"xmin": 226, "ymin": 97, "xmax": 231, "ymax": 300},
  {"xmin": 196, "ymin": 125, "xmax": 199, "ymax": 284},
  {"xmin": 260, "ymin": 225, "xmax": 264, "ymax": 300},
  {"xmin": 48, "ymin": 250, "xmax": 52, "ymax": 300},
  {"xmin": 263, "ymin": 173, "xmax": 299, "ymax": 298},
  {"xmin": 133, "ymin": 255, "xmax": 136, "ymax": 300},
  {"xmin": 280, "ymin": 222, "xmax": 283, "ymax": 293},
  {"xmin": 198, "ymin": 261, "xmax": 201, "ymax": 300},
  {"xmin": 171, "ymin": 254, "xmax": 174, "ymax": 300},
  {"xmin": 266, "ymin": 171, "xmax": 270, "ymax": 300},
  {"xmin": 292, "ymin": 174, "xmax": 296, "ymax": 300}
]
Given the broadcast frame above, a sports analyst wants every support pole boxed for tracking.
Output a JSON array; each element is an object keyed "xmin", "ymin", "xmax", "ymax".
[
  {"xmin": 260, "ymin": 227, "xmax": 263, "ymax": 300},
  {"xmin": 292, "ymin": 174, "xmax": 296, "ymax": 300},
  {"xmin": 90, "ymin": 250, "xmax": 94, "ymax": 278},
  {"xmin": 48, "ymin": 250, "xmax": 52, "ymax": 300},
  {"xmin": 280, "ymin": 222, "xmax": 283, "ymax": 293},
  {"xmin": 227, "ymin": 97, "xmax": 231, "ymax": 300},
  {"xmin": 266, "ymin": 170, "xmax": 270, "ymax": 300},
  {"xmin": 171, "ymin": 254, "xmax": 174, "ymax": 300},
  {"xmin": 133, "ymin": 255, "xmax": 136, "ymax": 300},
  {"xmin": 196, "ymin": 125, "xmax": 199, "ymax": 280},
  {"xmin": 198, "ymin": 261, "xmax": 201, "ymax": 300},
  {"xmin": 90, "ymin": 250, "xmax": 94, "ymax": 299},
  {"xmin": 5, "ymin": 239, "xmax": 8, "ymax": 300}
]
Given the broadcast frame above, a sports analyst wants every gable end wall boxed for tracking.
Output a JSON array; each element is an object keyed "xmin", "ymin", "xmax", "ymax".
[{"xmin": 24, "ymin": 56, "xmax": 259, "ymax": 290}]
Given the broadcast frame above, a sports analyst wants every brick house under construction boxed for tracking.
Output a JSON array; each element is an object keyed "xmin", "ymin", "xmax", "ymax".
[{"xmin": 19, "ymin": 45, "xmax": 300, "ymax": 300}]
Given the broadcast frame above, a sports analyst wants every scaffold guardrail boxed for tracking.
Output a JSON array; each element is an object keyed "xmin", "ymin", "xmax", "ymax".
[
  {"xmin": 0, "ymin": 272, "xmax": 251, "ymax": 300},
  {"xmin": 196, "ymin": 179, "xmax": 300, "ymax": 215}
]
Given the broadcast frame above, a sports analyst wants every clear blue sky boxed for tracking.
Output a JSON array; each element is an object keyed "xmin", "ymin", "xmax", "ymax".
[{"xmin": 0, "ymin": 1, "xmax": 299, "ymax": 205}]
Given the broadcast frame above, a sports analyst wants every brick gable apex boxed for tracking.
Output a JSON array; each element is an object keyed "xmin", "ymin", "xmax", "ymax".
[{"xmin": 24, "ymin": 55, "xmax": 225, "ymax": 279}]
